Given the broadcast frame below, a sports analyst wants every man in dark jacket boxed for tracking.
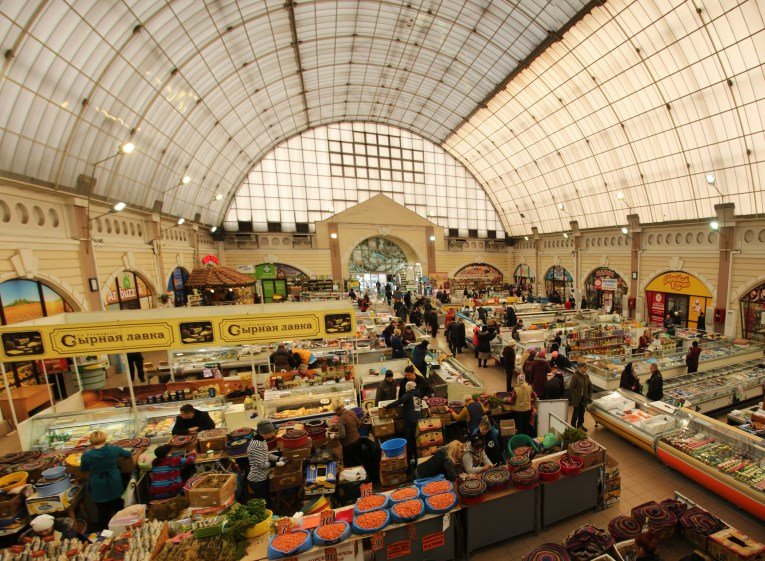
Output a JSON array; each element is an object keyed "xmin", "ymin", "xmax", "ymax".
[
  {"xmin": 172, "ymin": 404, "xmax": 215, "ymax": 435},
  {"xmin": 550, "ymin": 350, "xmax": 572, "ymax": 370},
  {"xmin": 542, "ymin": 371, "xmax": 565, "ymax": 400},
  {"xmin": 269, "ymin": 344, "xmax": 293, "ymax": 371},
  {"xmin": 477, "ymin": 306, "xmax": 488, "ymax": 323},
  {"xmin": 505, "ymin": 305, "xmax": 517, "ymax": 328},
  {"xmin": 428, "ymin": 309, "xmax": 439, "ymax": 338},
  {"xmin": 448, "ymin": 320, "xmax": 462, "ymax": 356},
  {"xmin": 530, "ymin": 350, "xmax": 551, "ymax": 397},
  {"xmin": 686, "ymin": 341, "xmax": 701, "ymax": 373},
  {"xmin": 385, "ymin": 284, "xmax": 392, "ymax": 305},
  {"xmin": 457, "ymin": 319, "xmax": 467, "ymax": 353},
  {"xmin": 646, "ymin": 363, "xmax": 664, "ymax": 401},
  {"xmin": 375, "ymin": 371, "xmax": 398, "ymax": 405},
  {"xmin": 386, "ymin": 381, "xmax": 425, "ymax": 468},
  {"xmin": 410, "ymin": 340, "xmax": 430, "ymax": 378},
  {"xmin": 398, "ymin": 365, "xmax": 432, "ymax": 399},
  {"xmin": 502, "ymin": 343, "xmax": 516, "ymax": 391},
  {"xmin": 476, "ymin": 325, "xmax": 496, "ymax": 368}
]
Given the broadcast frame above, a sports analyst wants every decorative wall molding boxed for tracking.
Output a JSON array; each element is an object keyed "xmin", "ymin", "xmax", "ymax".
[
  {"xmin": 122, "ymin": 251, "xmax": 137, "ymax": 271},
  {"xmin": 729, "ymin": 274, "xmax": 765, "ymax": 305},
  {"xmin": 668, "ymin": 256, "xmax": 685, "ymax": 270},
  {"xmin": 599, "ymin": 256, "xmax": 610, "ymax": 267},
  {"xmin": 10, "ymin": 249, "xmax": 39, "ymax": 278}
]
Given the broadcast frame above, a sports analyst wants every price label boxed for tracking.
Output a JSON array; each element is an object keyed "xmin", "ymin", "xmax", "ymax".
[
  {"xmin": 423, "ymin": 532, "xmax": 445, "ymax": 551},
  {"xmin": 320, "ymin": 510, "xmax": 336, "ymax": 525},
  {"xmin": 324, "ymin": 547, "xmax": 338, "ymax": 561},
  {"xmin": 360, "ymin": 482, "xmax": 373, "ymax": 497},
  {"xmin": 407, "ymin": 524, "xmax": 417, "ymax": 542},
  {"xmin": 370, "ymin": 532, "xmax": 385, "ymax": 552},
  {"xmin": 386, "ymin": 541, "xmax": 411, "ymax": 559},
  {"xmin": 277, "ymin": 518, "xmax": 293, "ymax": 535}
]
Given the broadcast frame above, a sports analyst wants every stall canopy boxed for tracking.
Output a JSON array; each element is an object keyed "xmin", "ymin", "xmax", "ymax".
[
  {"xmin": 185, "ymin": 265, "xmax": 257, "ymax": 288},
  {"xmin": 0, "ymin": 302, "xmax": 355, "ymax": 361}
]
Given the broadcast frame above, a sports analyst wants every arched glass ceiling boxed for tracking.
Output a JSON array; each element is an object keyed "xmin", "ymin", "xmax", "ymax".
[
  {"xmin": 0, "ymin": 0, "xmax": 589, "ymax": 225},
  {"xmin": 444, "ymin": 0, "xmax": 765, "ymax": 235},
  {"xmin": 225, "ymin": 122, "xmax": 504, "ymax": 236}
]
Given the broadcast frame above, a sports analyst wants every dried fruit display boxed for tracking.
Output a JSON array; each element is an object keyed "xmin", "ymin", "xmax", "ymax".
[
  {"xmin": 314, "ymin": 523, "xmax": 348, "ymax": 543},
  {"xmin": 390, "ymin": 487, "xmax": 418, "ymax": 502},
  {"xmin": 421, "ymin": 480, "xmax": 453, "ymax": 496},
  {"xmin": 391, "ymin": 499, "xmax": 424, "ymax": 520},
  {"xmin": 353, "ymin": 510, "xmax": 388, "ymax": 531},
  {"xmin": 270, "ymin": 532, "xmax": 310, "ymax": 554},
  {"xmin": 355, "ymin": 494, "xmax": 387, "ymax": 513}
]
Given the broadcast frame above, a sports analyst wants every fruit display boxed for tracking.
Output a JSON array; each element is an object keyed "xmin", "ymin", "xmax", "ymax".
[
  {"xmin": 421, "ymin": 480, "xmax": 453, "ymax": 496},
  {"xmin": 354, "ymin": 494, "xmax": 387, "ymax": 513},
  {"xmin": 391, "ymin": 499, "xmax": 424, "ymax": 521},
  {"xmin": 661, "ymin": 428, "xmax": 765, "ymax": 492}
]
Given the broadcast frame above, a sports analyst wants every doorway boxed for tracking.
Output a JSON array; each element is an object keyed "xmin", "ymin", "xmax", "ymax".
[{"xmin": 666, "ymin": 294, "xmax": 689, "ymax": 327}]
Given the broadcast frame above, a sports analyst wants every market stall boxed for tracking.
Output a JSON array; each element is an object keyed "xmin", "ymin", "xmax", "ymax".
[
  {"xmin": 645, "ymin": 271, "xmax": 712, "ymax": 329},
  {"xmin": 185, "ymin": 264, "xmax": 258, "ymax": 306}
]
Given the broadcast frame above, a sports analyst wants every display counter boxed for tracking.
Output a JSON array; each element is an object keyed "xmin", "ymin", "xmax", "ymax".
[
  {"xmin": 137, "ymin": 397, "xmax": 228, "ymax": 442},
  {"xmin": 428, "ymin": 354, "xmax": 486, "ymax": 401},
  {"xmin": 168, "ymin": 346, "xmax": 266, "ymax": 379},
  {"xmin": 0, "ymin": 384, "xmax": 53, "ymax": 422},
  {"xmin": 356, "ymin": 358, "xmax": 410, "ymax": 404},
  {"xmin": 27, "ymin": 407, "xmax": 144, "ymax": 450},
  {"xmin": 584, "ymin": 340, "xmax": 764, "ymax": 390},
  {"xmin": 260, "ymin": 381, "xmax": 357, "ymax": 422},
  {"xmin": 656, "ymin": 409, "xmax": 765, "ymax": 519},
  {"xmin": 589, "ymin": 389, "xmax": 682, "ymax": 453},
  {"xmin": 661, "ymin": 360, "xmax": 765, "ymax": 413}
]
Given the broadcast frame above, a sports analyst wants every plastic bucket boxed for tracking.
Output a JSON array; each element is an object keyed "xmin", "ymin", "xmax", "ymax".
[{"xmin": 380, "ymin": 438, "xmax": 406, "ymax": 458}]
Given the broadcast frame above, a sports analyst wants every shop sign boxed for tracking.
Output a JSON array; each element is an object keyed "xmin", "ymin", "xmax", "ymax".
[
  {"xmin": 386, "ymin": 541, "xmax": 410, "ymax": 559},
  {"xmin": 254, "ymin": 263, "xmax": 278, "ymax": 280},
  {"xmin": 647, "ymin": 291, "xmax": 665, "ymax": 325},
  {"xmin": 50, "ymin": 322, "xmax": 175, "ymax": 355},
  {"xmin": 601, "ymin": 278, "xmax": 619, "ymax": 291},
  {"xmin": 645, "ymin": 271, "xmax": 712, "ymax": 297},
  {"xmin": 237, "ymin": 264, "xmax": 255, "ymax": 275},
  {"xmin": 106, "ymin": 273, "xmax": 150, "ymax": 305}
]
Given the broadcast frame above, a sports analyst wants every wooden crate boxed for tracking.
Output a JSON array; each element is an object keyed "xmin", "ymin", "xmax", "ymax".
[{"xmin": 186, "ymin": 474, "xmax": 236, "ymax": 508}]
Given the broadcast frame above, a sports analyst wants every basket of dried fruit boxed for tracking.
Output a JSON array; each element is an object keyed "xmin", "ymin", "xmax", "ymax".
[
  {"xmin": 267, "ymin": 529, "xmax": 312, "ymax": 559},
  {"xmin": 352, "ymin": 509, "xmax": 390, "ymax": 535},
  {"xmin": 538, "ymin": 461, "xmax": 561, "ymax": 482},
  {"xmin": 312, "ymin": 521, "xmax": 351, "ymax": 546},
  {"xmin": 389, "ymin": 486, "xmax": 420, "ymax": 503},
  {"xmin": 424, "ymin": 491, "xmax": 458, "ymax": 514},
  {"xmin": 353, "ymin": 493, "xmax": 389, "ymax": 514},
  {"xmin": 390, "ymin": 499, "xmax": 425, "ymax": 523},
  {"xmin": 419, "ymin": 479, "xmax": 454, "ymax": 497}
]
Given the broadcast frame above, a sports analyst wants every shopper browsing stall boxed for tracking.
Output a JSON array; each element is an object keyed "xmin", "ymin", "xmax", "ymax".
[
  {"xmin": 390, "ymin": 329, "xmax": 406, "ymax": 359},
  {"xmin": 415, "ymin": 441, "xmax": 464, "ymax": 481},
  {"xmin": 646, "ymin": 363, "xmax": 664, "ymax": 401},
  {"xmin": 334, "ymin": 401, "xmax": 362, "ymax": 467},
  {"xmin": 476, "ymin": 324, "xmax": 496, "ymax": 368},
  {"xmin": 686, "ymin": 340, "xmax": 702, "ymax": 373},
  {"xmin": 450, "ymin": 394, "xmax": 486, "ymax": 434},
  {"xmin": 269, "ymin": 344, "xmax": 293, "ymax": 370},
  {"xmin": 550, "ymin": 350, "xmax": 571, "ymax": 370},
  {"xmin": 385, "ymin": 380, "xmax": 426, "ymax": 469},
  {"xmin": 570, "ymin": 363, "xmax": 593, "ymax": 430},
  {"xmin": 246, "ymin": 421, "xmax": 278, "ymax": 502},
  {"xmin": 543, "ymin": 371, "xmax": 565, "ymax": 400},
  {"xmin": 530, "ymin": 349, "xmax": 551, "ymax": 397},
  {"xmin": 462, "ymin": 434, "xmax": 492, "ymax": 473},
  {"xmin": 619, "ymin": 362, "xmax": 641, "ymax": 393},
  {"xmin": 149, "ymin": 445, "xmax": 197, "ymax": 500},
  {"xmin": 172, "ymin": 403, "xmax": 216, "ymax": 435},
  {"xmin": 502, "ymin": 342, "xmax": 517, "ymax": 391},
  {"xmin": 80, "ymin": 431, "xmax": 132, "ymax": 530},
  {"xmin": 402, "ymin": 325, "xmax": 417, "ymax": 344},
  {"xmin": 472, "ymin": 416, "xmax": 504, "ymax": 465},
  {"xmin": 508, "ymin": 374, "xmax": 537, "ymax": 436},
  {"xmin": 398, "ymin": 364, "xmax": 432, "ymax": 398}
]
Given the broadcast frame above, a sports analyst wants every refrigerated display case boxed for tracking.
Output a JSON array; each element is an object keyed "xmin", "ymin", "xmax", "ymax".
[
  {"xmin": 588, "ymin": 389, "xmax": 682, "ymax": 453},
  {"xmin": 137, "ymin": 397, "xmax": 229, "ymax": 442},
  {"xmin": 656, "ymin": 409, "xmax": 765, "ymax": 519},
  {"xmin": 584, "ymin": 340, "xmax": 764, "ymax": 390},
  {"xmin": 429, "ymin": 354, "xmax": 486, "ymax": 400},
  {"xmin": 27, "ymin": 408, "xmax": 145, "ymax": 451},
  {"xmin": 661, "ymin": 361, "xmax": 765, "ymax": 414},
  {"xmin": 259, "ymin": 381, "xmax": 357, "ymax": 423}
]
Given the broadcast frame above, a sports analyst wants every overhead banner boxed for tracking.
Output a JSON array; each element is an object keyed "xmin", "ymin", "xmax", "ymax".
[{"xmin": 0, "ymin": 306, "xmax": 355, "ymax": 361}]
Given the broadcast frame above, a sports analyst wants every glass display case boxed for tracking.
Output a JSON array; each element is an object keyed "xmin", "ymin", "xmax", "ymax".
[
  {"xmin": 656, "ymin": 409, "xmax": 765, "ymax": 519},
  {"xmin": 170, "ymin": 346, "xmax": 266, "ymax": 378},
  {"xmin": 429, "ymin": 354, "xmax": 486, "ymax": 401},
  {"xmin": 136, "ymin": 397, "xmax": 229, "ymax": 442},
  {"xmin": 28, "ymin": 408, "xmax": 145, "ymax": 451},
  {"xmin": 584, "ymin": 340, "xmax": 764, "ymax": 390},
  {"xmin": 661, "ymin": 361, "xmax": 765, "ymax": 413},
  {"xmin": 260, "ymin": 381, "xmax": 357, "ymax": 422},
  {"xmin": 588, "ymin": 388, "xmax": 682, "ymax": 453}
]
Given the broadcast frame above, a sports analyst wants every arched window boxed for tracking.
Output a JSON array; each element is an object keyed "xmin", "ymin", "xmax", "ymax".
[
  {"xmin": 543, "ymin": 266, "xmax": 573, "ymax": 301},
  {"xmin": 105, "ymin": 271, "xmax": 153, "ymax": 310},
  {"xmin": 0, "ymin": 279, "xmax": 73, "ymax": 325}
]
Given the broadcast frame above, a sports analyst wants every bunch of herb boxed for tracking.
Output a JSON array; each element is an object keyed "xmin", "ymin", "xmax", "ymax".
[
  {"xmin": 225, "ymin": 498, "xmax": 268, "ymax": 541},
  {"xmin": 561, "ymin": 427, "xmax": 588, "ymax": 449}
]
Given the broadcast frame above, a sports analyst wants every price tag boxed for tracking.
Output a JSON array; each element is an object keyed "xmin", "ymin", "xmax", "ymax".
[
  {"xmin": 277, "ymin": 518, "xmax": 293, "ymax": 535},
  {"xmin": 324, "ymin": 547, "xmax": 338, "ymax": 561},
  {"xmin": 320, "ymin": 510, "xmax": 336, "ymax": 525},
  {"xmin": 423, "ymin": 532, "xmax": 445, "ymax": 551},
  {"xmin": 370, "ymin": 532, "xmax": 385, "ymax": 552},
  {"xmin": 406, "ymin": 524, "xmax": 417, "ymax": 542},
  {"xmin": 360, "ymin": 482, "xmax": 373, "ymax": 497}
]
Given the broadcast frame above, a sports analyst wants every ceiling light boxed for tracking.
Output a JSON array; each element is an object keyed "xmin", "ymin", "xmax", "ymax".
[
  {"xmin": 215, "ymin": 193, "xmax": 223, "ymax": 201},
  {"xmin": 120, "ymin": 142, "xmax": 135, "ymax": 155},
  {"xmin": 705, "ymin": 173, "xmax": 715, "ymax": 185},
  {"xmin": 113, "ymin": 202, "xmax": 126, "ymax": 212},
  {"xmin": 181, "ymin": 176, "xmax": 191, "ymax": 185},
  {"xmin": 557, "ymin": 202, "xmax": 564, "ymax": 210},
  {"xmin": 330, "ymin": 232, "xmax": 338, "ymax": 239},
  {"xmin": 211, "ymin": 226, "xmax": 217, "ymax": 233},
  {"xmin": 710, "ymin": 221, "xmax": 719, "ymax": 230},
  {"xmin": 621, "ymin": 226, "xmax": 628, "ymax": 235},
  {"xmin": 563, "ymin": 232, "xmax": 569, "ymax": 239},
  {"xmin": 429, "ymin": 235, "xmax": 436, "ymax": 242},
  {"xmin": 177, "ymin": 217, "xmax": 185, "ymax": 225},
  {"xmin": 616, "ymin": 192, "xmax": 624, "ymax": 200},
  {"xmin": 523, "ymin": 236, "xmax": 529, "ymax": 241}
]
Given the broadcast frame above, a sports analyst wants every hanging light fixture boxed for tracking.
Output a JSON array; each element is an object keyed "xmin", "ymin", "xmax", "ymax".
[
  {"xmin": 177, "ymin": 217, "xmax": 185, "ymax": 225},
  {"xmin": 710, "ymin": 221, "xmax": 719, "ymax": 230},
  {"xmin": 211, "ymin": 226, "xmax": 217, "ymax": 233},
  {"xmin": 621, "ymin": 226, "xmax": 628, "ymax": 235}
]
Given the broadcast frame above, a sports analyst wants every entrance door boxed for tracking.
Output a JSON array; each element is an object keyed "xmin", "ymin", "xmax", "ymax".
[{"xmin": 666, "ymin": 294, "xmax": 689, "ymax": 327}]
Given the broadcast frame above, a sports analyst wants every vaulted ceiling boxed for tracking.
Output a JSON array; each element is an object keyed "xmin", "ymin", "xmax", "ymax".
[{"xmin": 0, "ymin": 0, "xmax": 763, "ymax": 235}]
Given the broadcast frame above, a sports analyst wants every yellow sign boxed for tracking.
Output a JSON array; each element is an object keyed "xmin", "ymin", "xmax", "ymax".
[
  {"xmin": 645, "ymin": 271, "xmax": 712, "ymax": 297},
  {"xmin": 0, "ymin": 306, "xmax": 356, "ymax": 361}
]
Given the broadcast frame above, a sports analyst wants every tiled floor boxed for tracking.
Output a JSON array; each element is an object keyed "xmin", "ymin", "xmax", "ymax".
[{"xmin": 428, "ymin": 330, "xmax": 765, "ymax": 559}]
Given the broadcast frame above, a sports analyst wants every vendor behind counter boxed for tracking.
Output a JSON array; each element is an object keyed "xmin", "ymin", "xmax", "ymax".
[{"xmin": 172, "ymin": 403, "xmax": 215, "ymax": 435}]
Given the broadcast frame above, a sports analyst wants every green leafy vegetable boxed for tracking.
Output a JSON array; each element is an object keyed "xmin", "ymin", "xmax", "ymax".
[{"xmin": 224, "ymin": 498, "xmax": 269, "ymax": 541}]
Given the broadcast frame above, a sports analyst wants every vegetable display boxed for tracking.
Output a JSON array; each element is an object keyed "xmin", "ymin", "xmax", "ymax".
[
  {"xmin": 390, "ymin": 487, "xmax": 419, "ymax": 502},
  {"xmin": 225, "ymin": 499, "xmax": 269, "ymax": 541},
  {"xmin": 391, "ymin": 499, "xmax": 424, "ymax": 521},
  {"xmin": 270, "ymin": 532, "xmax": 310, "ymax": 553},
  {"xmin": 353, "ymin": 510, "xmax": 389, "ymax": 532}
]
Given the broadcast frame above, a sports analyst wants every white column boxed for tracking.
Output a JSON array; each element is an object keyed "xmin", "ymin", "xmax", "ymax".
[{"xmin": 122, "ymin": 353, "xmax": 139, "ymax": 414}]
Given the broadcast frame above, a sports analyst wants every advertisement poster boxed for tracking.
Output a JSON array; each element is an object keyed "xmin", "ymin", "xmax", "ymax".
[
  {"xmin": 601, "ymin": 278, "xmax": 619, "ymax": 291},
  {"xmin": 647, "ymin": 291, "xmax": 666, "ymax": 325}
]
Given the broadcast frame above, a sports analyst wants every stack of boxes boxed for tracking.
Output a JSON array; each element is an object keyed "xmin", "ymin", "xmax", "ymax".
[
  {"xmin": 379, "ymin": 449, "xmax": 409, "ymax": 488},
  {"xmin": 416, "ymin": 418, "xmax": 444, "ymax": 459},
  {"xmin": 603, "ymin": 454, "xmax": 621, "ymax": 508},
  {"xmin": 371, "ymin": 403, "xmax": 402, "ymax": 439}
]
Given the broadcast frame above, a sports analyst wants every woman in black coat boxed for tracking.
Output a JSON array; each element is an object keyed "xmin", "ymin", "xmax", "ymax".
[{"xmin": 619, "ymin": 362, "xmax": 641, "ymax": 393}]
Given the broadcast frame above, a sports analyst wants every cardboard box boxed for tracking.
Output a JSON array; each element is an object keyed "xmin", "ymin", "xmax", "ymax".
[
  {"xmin": 379, "ymin": 470, "xmax": 409, "ymax": 487},
  {"xmin": 709, "ymin": 529, "xmax": 765, "ymax": 561},
  {"xmin": 118, "ymin": 450, "xmax": 142, "ymax": 474},
  {"xmin": 186, "ymin": 474, "xmax": 236, "ymax": 507},
  {"xmin": 305, "ymin": 462, "xmax": 337, "ymax": 496},
  {"xmin": 27, "ymin": 485, "xmax": 82, "ymax": 515},
  {"xmin": 416, "ymin": 431, "xmax": 443, "ymax": 448},
  {"xmin": 279, "ymin": 445, "xmax": 312, "ymax": 461},
  {"xmin": 379, "ymin": 405, "xmax": 403, "ymax": 419},
  {"xmin": 684, "ymin": 526, "xmax": 713, "ymax": 552},
  {"xmin": 500, "ymin": 419, "xmax": 516, "ymax": 437},
  {"xmin": 270, "ymin": 459, "xmax": 304, "ymax": 492},
  {"xmin": 373, "ymin": 419, "xmax": 396, "ymax": 438},
  {"xmin": 417, "ymin": 446, "xmax": 439, "ymax": 458},
  {"xmin": 417, "ymin": 418, "xmax": 442, "ymax": 434},
  {"xmin": 380, "ymin": 452, "xmax": 408, "ymax": 473},
  {"xmin": 568, "ymin": 446, "xmax": 606, "ymax": 470}
]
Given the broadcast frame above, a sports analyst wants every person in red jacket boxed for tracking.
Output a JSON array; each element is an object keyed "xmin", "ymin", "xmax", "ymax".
[{"xmin": 685, "ymin": 340, "xmax": 702, "ymax": 373}]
